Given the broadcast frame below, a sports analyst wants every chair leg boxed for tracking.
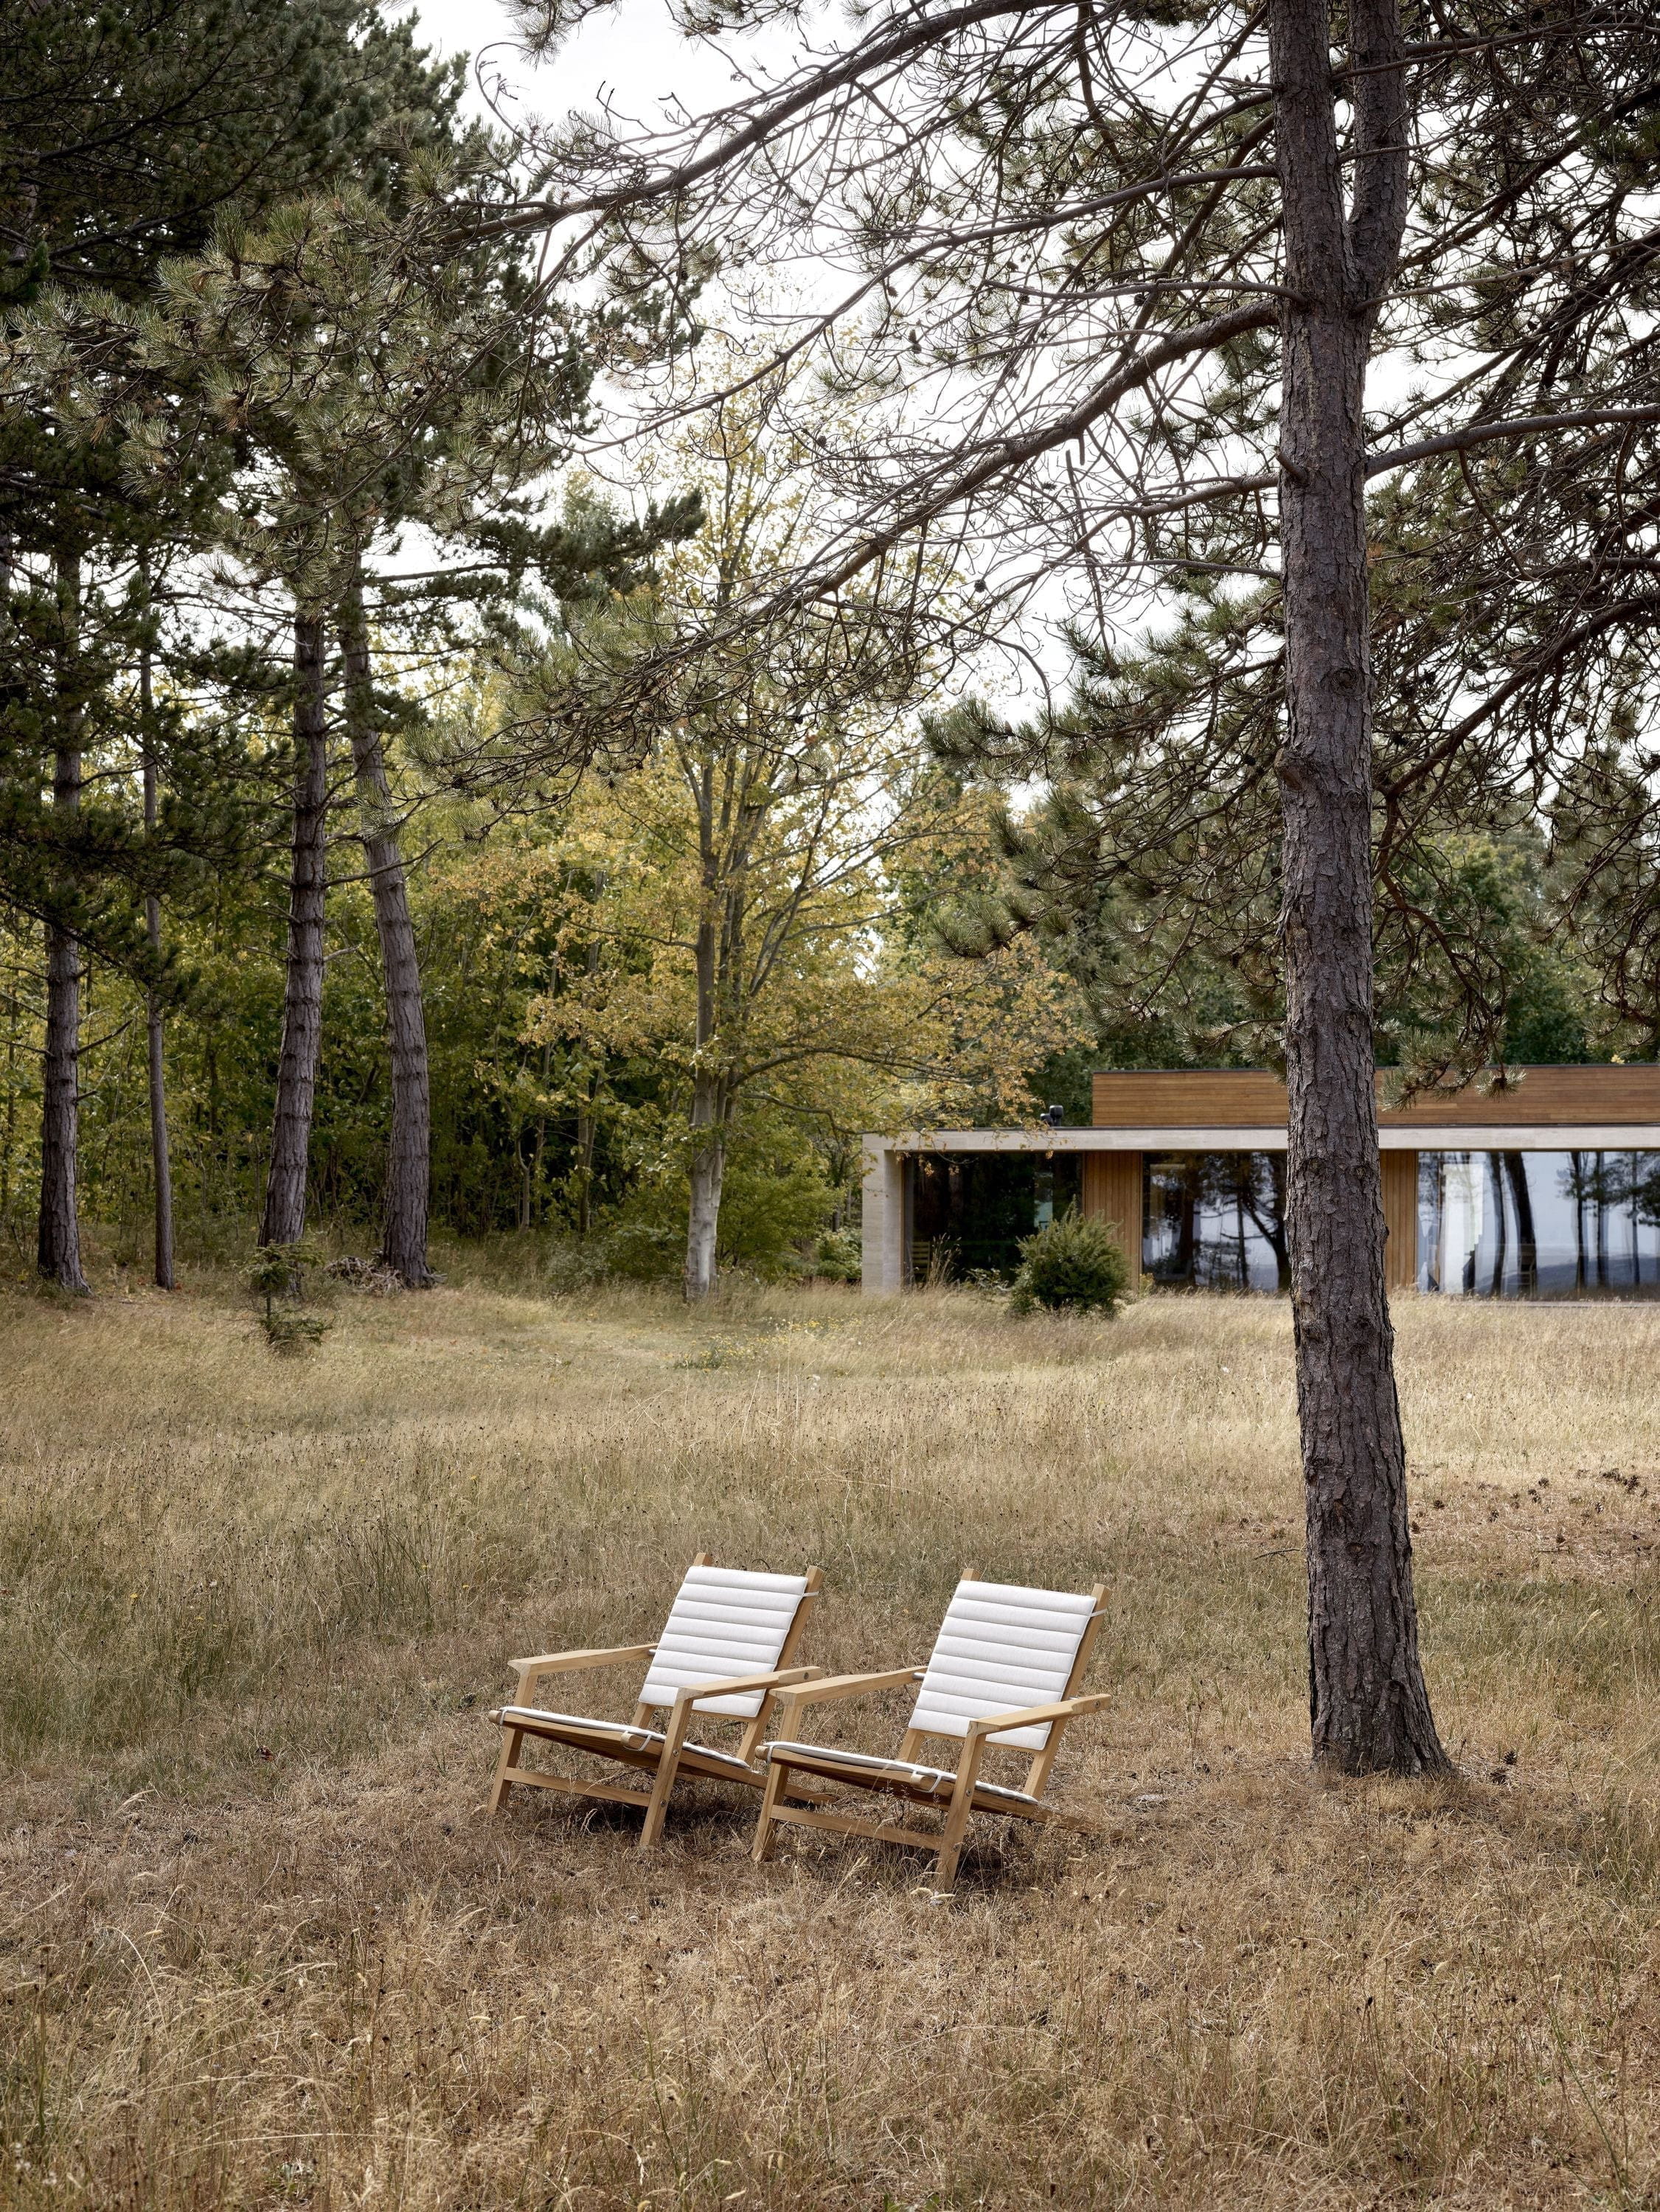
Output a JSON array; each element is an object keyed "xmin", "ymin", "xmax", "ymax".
[
  {"xmin": 934, "ymin": 1736, "xmax": 985, "ymax": 1891},
  {"xmin": 752, "ymin": 1758, "xmax": 790, "ymax": 1863},
  {"xmin": 489, "ymin": 1725, "xmax": 524, "ymax": 1815},
  {"xmin": 639, "ymin": 1697, "xmax": 695, "ymax": 1849}
]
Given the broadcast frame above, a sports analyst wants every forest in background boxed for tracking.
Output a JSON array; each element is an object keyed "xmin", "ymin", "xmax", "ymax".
[
  {"xmin": 0, "ymin": 0, "xmax": 1084, "ymax": 1296},
  {"xmin": 4, "ymin": 0, "xmax": 1658, "ymax": 1315}
]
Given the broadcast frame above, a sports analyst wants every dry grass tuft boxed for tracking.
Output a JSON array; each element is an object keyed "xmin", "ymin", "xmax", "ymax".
[{"xmin": 3, "ymin": 1278, "xmax": 1659, "ymax": 2208}]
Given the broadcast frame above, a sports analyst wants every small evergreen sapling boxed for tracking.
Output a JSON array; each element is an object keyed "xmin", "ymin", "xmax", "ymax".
[
  {"xmin": 1010, "ymin": 1208, "xmax": 1129, "ymax": 1318},
  {"xmin": 247, "ymin": 1241, "xmax": 330, "ymax": 1353}
]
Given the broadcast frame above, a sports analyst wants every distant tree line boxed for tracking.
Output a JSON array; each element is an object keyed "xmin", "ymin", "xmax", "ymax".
[{"xmin": 0, "ymin": 19, "xmax": 1072, "ymax": 1294}]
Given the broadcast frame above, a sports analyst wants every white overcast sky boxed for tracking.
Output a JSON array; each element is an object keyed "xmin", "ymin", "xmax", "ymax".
[
  {"xmin": 394, "ymin": 0, "xmax": 740, "ymax": 138},
  {"xmin": 381, "ymin": 0, "xmax": 1216, "ymax": 715}
]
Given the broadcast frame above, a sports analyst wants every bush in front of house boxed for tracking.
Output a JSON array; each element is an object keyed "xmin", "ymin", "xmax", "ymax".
[{"xmin": 1010, "ymin": 1208, "xmax": 1130, "ymax": 1316}]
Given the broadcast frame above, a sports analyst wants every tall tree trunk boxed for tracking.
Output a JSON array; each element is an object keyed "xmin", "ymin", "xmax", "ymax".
[
  {"xmin": 1271, "ymin": 0, "xmax": 1446, "ymax": 1773},
  {"xmin": 139, "ymin": 587, "xmax": 175, "ymax": 1290},
  {"xmin": 38, "ymin": 552, "xmax": 89, "ymax": 1294},
  {"xmin": 683, "ymin": 888, "xmax": 730, "ymax": 1300},
  {"xmin": 260, "ymin": 608, "xmax": 330, "ymax": 1249},
  {"xmin": 574, "ymin": 924, "xmax": 602, "ymax": 1238},
  {"xmin": 684, "ymin": 1071, "xmax": 727, "ymax": 1302},
  {"xmin": 339, "ymin": 560, "xmax": 433, "ymax": 1287}
]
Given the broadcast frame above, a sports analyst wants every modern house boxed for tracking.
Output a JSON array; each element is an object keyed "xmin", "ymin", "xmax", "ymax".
[{"xmin": 861, "ymin": 1066, "xmax": 1660, "ymax": 1298}]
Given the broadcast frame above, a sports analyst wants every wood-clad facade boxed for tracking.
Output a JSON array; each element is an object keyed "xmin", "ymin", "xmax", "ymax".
[
  {"xmin": 1091, "ymin": 1065, "xmax": 1660, "ymax": 1130},
  {"xmin": 1080, "ymin": 1152, "xmax": 1142, "ymax": 1293},
  {"xmin": 1379, "ymin": 1151, "xmax": 1418, "ymax": 1294}
]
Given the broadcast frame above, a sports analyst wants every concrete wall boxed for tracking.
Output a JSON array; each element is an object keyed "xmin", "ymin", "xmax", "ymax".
[{"xmin": 861, "ymin": 1139, "xmax": 909, "ymax": 1294}]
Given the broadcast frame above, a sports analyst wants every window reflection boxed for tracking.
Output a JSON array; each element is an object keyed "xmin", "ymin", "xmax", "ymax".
[
  {"xmin": 1417, "ymin": 1150, "xmax": 1660, "ymax": 1296},
  {"xmin": 1142, "ymin": 1152, "xmax": 1288, "ymax": 1291}
]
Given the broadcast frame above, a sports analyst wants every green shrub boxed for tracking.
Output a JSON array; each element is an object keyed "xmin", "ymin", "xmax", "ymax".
[
  {"xmin": 1009, "ymin": 1208, "xmax": 1130, "ymax": 1316},
  {"xmin": 809, "ymin": 1228, "xmax": 862, "ymax": 1282}
]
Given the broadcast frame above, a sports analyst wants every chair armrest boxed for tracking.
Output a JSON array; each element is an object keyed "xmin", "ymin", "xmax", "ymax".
[
  {"xmin": 967, "ymin": 1691, "xmax": 1111, "ymax": 1739},
  {"xmin": 508, "ymin": 1644, "xmax": 656, "ymax": 1694},
  {"xmin": 668, "ymin": 1664, "xmax": 821, "ymax": 1710},
  {"xmin": 771, "ymin": 1666, "xmax": 924, "ymax": 1706}
]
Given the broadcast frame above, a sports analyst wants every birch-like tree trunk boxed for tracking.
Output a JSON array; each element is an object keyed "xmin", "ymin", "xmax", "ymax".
[
  {"xmin": 260, "ymin": 608, "xmax": 330, "ymax": 1249},
  {"xmin": 340, "ymin": 560, "xmax": 434, "ymax": 1287},
  {"xmin": 682, "ymin": 780, "xmax": 738, "ymax": 1301},
  {"xmin": 684, "ymin": 1071, "xmax": 728, "ymax": 1301},
  {"xmin": 38, "ymin": 552, "xmax": 89, "ymax": 1294},
  {"xmin": 1271, "ymin": 0, "xmax": 1446, "ymax": 1772}
]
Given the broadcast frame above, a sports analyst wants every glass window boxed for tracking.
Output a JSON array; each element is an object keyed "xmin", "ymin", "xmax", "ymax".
[
  {"xmin": 910, "ymin": 1151, "xmax": 1082, "ymax": 1280},
  {"xmin": 1142, "ymin": 1152, "xmax": 1288, "ymax": 1291},
  {"xmin": 1417, "ymin": 1150, "xmax": 1660, "ymax": 1296}
]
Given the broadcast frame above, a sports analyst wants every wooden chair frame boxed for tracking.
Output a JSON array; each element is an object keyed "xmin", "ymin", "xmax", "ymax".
[
  {"xmin": 753, "ymin": 1573, "xmax": 1108, "ymax": 1890},
  {"xmin": 490, "ymin": 1556, "xmax": 823, "ymax": 1847}
]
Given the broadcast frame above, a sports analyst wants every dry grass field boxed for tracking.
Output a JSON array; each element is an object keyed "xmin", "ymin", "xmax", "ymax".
[{"xmin": 3, "ymin": 1269, "xmax": 1659, "ymax": 2211}]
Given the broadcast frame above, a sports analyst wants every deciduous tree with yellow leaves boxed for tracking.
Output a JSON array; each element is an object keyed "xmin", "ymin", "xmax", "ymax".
[{"xmin": 516, "ymin": 376, "xmax": 1082, "ymax": 1296}]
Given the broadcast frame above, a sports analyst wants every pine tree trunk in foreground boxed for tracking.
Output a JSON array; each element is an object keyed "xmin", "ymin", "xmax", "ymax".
[
  {"xmin": 38, "ymin": 554, "xmax": 88, "ymax": 1294},
  {"xmin": 261, "ymin": 609, "xmax": 330, "ymax": 1250},
  {"xmin": 1271, "ymin": 0, "xmax": 1446, "ymax": 1773},
  {"xmin": 140, "ymin": 608, "xmax": 176, "ymax": 1290},
  {"xmin": 340, "ymin": 563, "xmax": 434, "ymax": 1287}
]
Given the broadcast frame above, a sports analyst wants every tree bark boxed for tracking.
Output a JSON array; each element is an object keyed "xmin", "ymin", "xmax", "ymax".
[
  {"xmin": 260, "ymin": 608, "xmax": 330, "ymax": 1250},
  {"xmin": 340, "ymin": 560, "xmax": 434, "ymax": 1287},
  {"xmin": 682, "ymin": 873, "xmax": 732, "ymax": 1299},
  {"xmin": 684, "ymin": 1072, "xmax": 727, "ymax": 1301},
  {"xmin": 1271, "ymin": 0, "xmax": 1446, "ymax": 1773},
  {"xmin": 139, "ymin": 591, "xmax": 176, "ymax": 1290},
  {"xmin": 38, "ymin": 553, "xmax": 89, "ymax": 1294}
]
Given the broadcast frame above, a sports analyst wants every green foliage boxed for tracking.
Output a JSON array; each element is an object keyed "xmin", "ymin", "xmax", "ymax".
[
  {"xmin": 809, "ymin": 1229, "xmax": 862, "ymax": 1283},
  {"xmin": 261, "ymin": 1307, "xmax": 330, "ymax": 1355},
  {"xmin": 247, "ymin": 1239, "xmax": 330, "ymax": 1350},
  {"xmin": 1009, "ymin": 1208, "xmax": 1130, "ymax": 1317},
  {"xmin": 606, "ymin": 1127, "xmax": 840, "ymax": 1281}
]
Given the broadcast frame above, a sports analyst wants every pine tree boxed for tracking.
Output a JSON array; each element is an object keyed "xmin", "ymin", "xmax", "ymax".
[
  {"xmin": 499, "ymin": 0, "xmax": 1660, "ymax": 1771},
  {"xmin": 1, "ymin": 0, "xmax": 465, "ymax": 1287}
]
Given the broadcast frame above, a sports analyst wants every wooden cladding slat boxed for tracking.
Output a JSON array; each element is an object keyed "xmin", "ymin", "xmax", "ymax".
[
  {"xmin": 1380, "ymin": 1151, "xmax": 1418, "ymax": 1293},
  {"xmin": 1378, "ymin": 1065, "xmax": 1660, "ymax": 1125},
  {"xmin": 1092, "ymin": 1072, "xmax": 1285, "ymax": 1127},
  {"xmin": 1091, "ymin": 1065, "xmax": 1660, "ymax": 1130},
  {"xmin": 1081, "ymin": 1151, "xmax": 1141, "ymax": 1290}
]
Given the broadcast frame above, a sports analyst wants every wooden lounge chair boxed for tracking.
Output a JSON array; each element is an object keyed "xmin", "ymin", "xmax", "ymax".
[
  {"xmin": 752, "ymin": 1570, "xmax": 1108, "ymax": 1890},
  {"xmin": 489, "ymin": 1554, "xmax": 823, "ymax": 1848}
]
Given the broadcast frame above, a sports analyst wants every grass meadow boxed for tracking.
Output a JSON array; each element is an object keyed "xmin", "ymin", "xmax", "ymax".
[{"xmin": 2, "ymin": 1267, "xmax": 1659, "ymax": 2209}]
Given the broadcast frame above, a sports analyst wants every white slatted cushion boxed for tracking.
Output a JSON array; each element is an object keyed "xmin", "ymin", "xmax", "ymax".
[
  {"xmin": 908, "ymin": 1578, "xmax": 1097, "ymax": 1750},
  {"xmin": 495, "ymin": 1708, "xmax": 757, "ymax": 1775},
  {"xmin": 637, "ymin": 1564, "xmax": 810, "ymax": 1717}
]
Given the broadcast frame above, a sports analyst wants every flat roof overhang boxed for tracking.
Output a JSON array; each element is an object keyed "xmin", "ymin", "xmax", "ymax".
[{"xmin": 871, "ymin": 1125, "xmax": 1660, "ymax": 1152}]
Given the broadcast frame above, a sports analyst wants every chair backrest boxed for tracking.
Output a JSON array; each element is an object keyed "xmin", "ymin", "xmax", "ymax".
[
  {"xmin": 908, "ymin": 1576, "xmax": 1100, "ymax": 1750},
  {"xmin": 639, "ymin": 1563, "xmax": 813, "ymax": 1717}
]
